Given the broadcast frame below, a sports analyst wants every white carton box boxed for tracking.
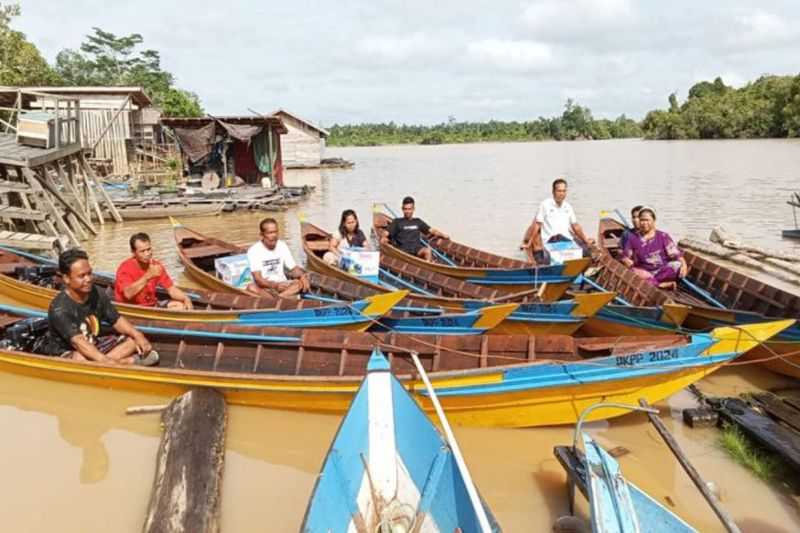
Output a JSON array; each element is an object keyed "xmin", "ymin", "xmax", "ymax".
[
  {"xmin": 339, "ymin": 249, "xmax": 380, "ymax": 278},
  {"xmin": 544, "ymin": 241, "xmax": 583, "ymax": 265},
  {"xmin": 215, "ymin": 254, "xmax": 253, "ymax": 288}
]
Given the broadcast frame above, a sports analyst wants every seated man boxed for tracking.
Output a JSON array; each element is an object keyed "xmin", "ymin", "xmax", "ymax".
[
  {"xmin": 522, "ymin": 178, "xmax": 594, "ymax": 264},
  {"xmin": 39, "ymin": 249, "xmax": 157, "ymax": 365},
  {"xmin": 114, "ymin": 233, "xmax": 193, "ymax": 310},
  {"xmin": 247, "ymin": 217, "xmax": 311, "ymax": 298},
  {"xmin": 380, "ymin": 196, "xmax": 449, "ymax": 261},
  {"xmin": 620, "ymin": 205, "xmax": 643, "ymax": 250}
]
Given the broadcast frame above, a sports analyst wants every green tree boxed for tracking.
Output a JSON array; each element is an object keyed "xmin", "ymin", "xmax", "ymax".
[
  {"xmin": 55, "ymin": 27, "xmax": 202, "ymax": 117},
  {"xmin": 0, "ymin": 3, "xmax": 60, "ymax": 86}
]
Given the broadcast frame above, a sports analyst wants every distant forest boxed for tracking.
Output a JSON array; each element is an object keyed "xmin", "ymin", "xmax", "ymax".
[
  {"xmin": 329, "ymin": 74, "xmax": 800, "ymax": 146},
  {"xmin": 328, "ymin": 101, "xmax": 642, "ymax": 146}
]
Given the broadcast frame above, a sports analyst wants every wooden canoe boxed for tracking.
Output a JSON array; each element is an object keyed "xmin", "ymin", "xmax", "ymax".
[
  {"xmin": 555, "ymin": 435, "xmax": 697, "ymax": 532},
  {"xmin": 372, "ymin": 211, "xmax": 590, "ymax": 300},
  {"xmin": 0, "ymin": 308, "xmax": 790, "ymax": 427},
  {"xmin": 114, "ymin": 201, "xmax": 225, "ymax": 220},
  {"xmin": 301, "ymin": 221, "xmax": 616, "ymax": 335},
  {"xmin": 593, "ymin": 217, "xmax": 800, "ymax": 378},
  {"xmin": 302, "ymin": 348, "xmax": 501, "ymax": 532}
]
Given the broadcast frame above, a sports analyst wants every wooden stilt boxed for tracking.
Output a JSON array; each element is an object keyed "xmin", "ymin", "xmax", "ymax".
[
  {"xmin": 21, "ymin": 168, "xmax": 79, "ymax": 248},
  {"xmin": 80, "ymin": 152, "xmax": 122, "ymax": 223},
  {"xmin": 38, "ymin": 164, "xmax": 97, "ymax": 236}
]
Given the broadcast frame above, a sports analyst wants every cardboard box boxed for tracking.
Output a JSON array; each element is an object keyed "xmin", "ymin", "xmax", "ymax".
[
  {"xmin": 215, "ymin": 254, "xmax": 252, "ymax": 288},
  {"xmin": 544, "ymin": 240, "xmax": 583, "ymax": 265},
  {"xmin": 339, "ymin": 249, "xmax": 380, "ymax": 278}
]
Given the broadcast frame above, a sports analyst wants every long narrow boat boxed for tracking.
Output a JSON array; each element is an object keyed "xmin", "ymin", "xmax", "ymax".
[
  {"xmin": 372, "ymin": 211, "xmax": 590, "ymax": 298},
  {"xmin": 364, "ymin": 212, "xmax": 689, "ymax": 336},
  {"xmin": 0, "ymin": 307, "xmax": 790, "ymax": 427},
  {"xmin": 302, "ymin": 348, "xmax": 501, "ymax": 532},
  {"xmin": 0, "ymin": 260, "xmax": 407, "ymax": 331},
  {"xmin": 593, "ymin": 217, "xmax": 800, "ymax": 378},
  {"xmin": 302, "ymin": 221, "xmax": 615, "ymax": 334},
  {"xmin": 0, "ymin": 245, "xmax": 596, "ymax": 336},
  {"xmin": 555, "ymin": 429, "xmax": 697, "ymax": 532}
]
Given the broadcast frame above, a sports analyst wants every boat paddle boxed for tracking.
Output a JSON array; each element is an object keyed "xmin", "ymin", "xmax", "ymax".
[{"xmin": 408, "ymin": 350, "xmax": 492, "ymax": 532}]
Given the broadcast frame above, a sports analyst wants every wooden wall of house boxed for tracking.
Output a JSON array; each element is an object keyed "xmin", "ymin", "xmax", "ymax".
[
  {"xmin": 82, "ymin": 109, "xmax": 131, "ymax": 174},
  {"xmin": 280, "ymin": 116, "xmax": 323, "ymax": 168}
]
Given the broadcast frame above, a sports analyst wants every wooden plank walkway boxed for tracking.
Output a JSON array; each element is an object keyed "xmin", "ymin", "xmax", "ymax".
[
  {"xmin": 0, "ymin": 230, "xmax": 62, "ymax": 250},
  {"xmin": 0, "ymin": 205, "xmax": 46, "ymax": 221},
  {"xmin": 0, "ymin": 133, "xmax": 82, "ymax": 168}
]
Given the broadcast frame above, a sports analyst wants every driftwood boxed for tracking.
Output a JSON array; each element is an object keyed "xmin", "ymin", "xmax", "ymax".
[
  {"xmin": 680, "ymin": 238, "xmax": 800, "ymax": 288},
  {"xmin": 143, "ymin": 389, "xmax": 227, "ymax": 533},
  {"xmin": 710, "ymin": 226, "xmax": 800, "ymax": 263}
]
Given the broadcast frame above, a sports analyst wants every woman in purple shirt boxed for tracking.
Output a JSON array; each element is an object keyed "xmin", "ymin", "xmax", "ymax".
[{"xmin": 621, "ymin": 207, "xmax": 687, "ymax": 289}]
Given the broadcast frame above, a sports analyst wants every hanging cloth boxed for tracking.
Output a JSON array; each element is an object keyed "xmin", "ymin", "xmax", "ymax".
[
  {"xmin": 172, "ymin": 122, "xmax": 216, "ymax": 163},
  {"xmin": 218, "ymin": 121, "xmax": 262, "ymax": 143},
  {"xmin": 252, "ymin": 129, "xmax": 273, "ymax": 175}
]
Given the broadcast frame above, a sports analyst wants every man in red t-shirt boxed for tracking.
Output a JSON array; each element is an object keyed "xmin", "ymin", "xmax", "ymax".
[{"xmin": 114, "ymin": 233, "xmax": 193, "ymax": 310}]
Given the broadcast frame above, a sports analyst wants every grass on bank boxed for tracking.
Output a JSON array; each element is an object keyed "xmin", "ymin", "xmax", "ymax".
[{"xmin": 719, "ymin": 424, "xmax": 781, "ymax": 482}]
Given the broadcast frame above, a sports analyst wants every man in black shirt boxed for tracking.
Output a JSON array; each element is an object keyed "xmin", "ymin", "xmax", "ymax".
[
  {"xmin": 41, "ymin": 249, "xmax": 157, "ymax": 365},
  {"xmin": 381, "ymin": 196, "xmax": 449, "ymax": 261}
]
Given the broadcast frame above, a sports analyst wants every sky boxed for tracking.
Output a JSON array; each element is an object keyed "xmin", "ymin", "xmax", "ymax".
[{"xmin": 14, "ymin": 0, "xmax": 800, "ymax": 126}]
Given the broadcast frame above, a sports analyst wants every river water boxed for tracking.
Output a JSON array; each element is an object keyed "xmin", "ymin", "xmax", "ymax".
[{"xmin": 3, "ymin": 139, "xmax": 800, "ymax": 531}]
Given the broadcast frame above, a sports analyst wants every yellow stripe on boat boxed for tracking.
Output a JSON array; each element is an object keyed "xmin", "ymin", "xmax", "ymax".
[
  {"xmin": 561, "ymin": 257, "xmax": 592, "ymax": 277},
  {"xmin": 472, "ymin": 303, "xmax": 519, "ymax": 330},
  {"xmin": 360, "ymin": 290, "xmax": 409, "ymax": 317},
  {"xmin": 705, "ymin": 319, "xmax": 796, "ymax": 356},
  {"xmin": 661, "ymin": 303, "xmax": 690, "ymax": 327},
  {"xmin": 570, "ymin": 292, "xmax": 615, "ymax": 317}
]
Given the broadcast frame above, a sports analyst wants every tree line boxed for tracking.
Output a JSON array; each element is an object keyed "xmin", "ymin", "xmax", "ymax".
[
  {"xmin": 0, "ymin": 2, "xmax": 202, "ymax": 117},
  {"xmin": 641, "ymin": 75, "xmax": 800, "ymax": 139},
  {"xmin": 328, "ymin": 101, "xmax": 643, "ymax": 146}
]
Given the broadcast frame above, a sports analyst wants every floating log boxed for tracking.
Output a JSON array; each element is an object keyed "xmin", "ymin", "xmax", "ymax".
[
  {"xmin": 142, "ymin": 388, "xmax": 227, "ymax": 533},
  {"xmin": 710, "ymin": 226, "xmax": 800, "ymax": 263},
  {"xmin": 680, "ymin": 238, "xmax": 800, "ymax": 288}
]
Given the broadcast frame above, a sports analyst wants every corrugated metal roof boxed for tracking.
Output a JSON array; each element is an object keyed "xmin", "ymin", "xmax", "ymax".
[{"xmin": 15, "ymin": 86, "xmax": 152, "ymax": 107}]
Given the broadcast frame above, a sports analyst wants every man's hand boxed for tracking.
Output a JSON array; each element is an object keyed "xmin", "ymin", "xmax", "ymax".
[
  {"xmin": 132, "ymin": 332, "xmax": 152, "ymax": 355},
  {"xmin": 299, "ymin": 273, "xmax": 311, "ymax": 292},
  {"xmin": 146, "ymin": 262, "xmax": 163, "ymax": 280},
  {"xmin": 183, "ymin": 299, "xmax": 194, "ymax": 311},
  {"xmin": 585, "ymin": 237, "xmax": 596, "ymax": 246},
  {"xmin": 679, "ymin": 262, "xmax": 688, "ymax": 278}
]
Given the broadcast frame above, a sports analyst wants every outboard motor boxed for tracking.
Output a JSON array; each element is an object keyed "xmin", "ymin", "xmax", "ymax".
[
  {"xmin": 13, "ymin": 265, "xmax": 58, "ymax": 288},
  {"xmin": 0, "ymin": 317, "xmax": 49, "ymax": 351}
]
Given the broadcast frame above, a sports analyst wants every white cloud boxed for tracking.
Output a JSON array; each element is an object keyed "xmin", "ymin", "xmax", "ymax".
[
  {"xmin": 466, "ymin": 39, "xmax": 554, "ymax": 72},
  {"xmin": 521, "ymin": 0, "xmax": 635, "ymax": 38},
  {"xmin": 355, "ymin": 32, "xmax": 442, "ymax": 64},
  {"xmin": 729, "ymin": 9, "xmax": 797, "ymax": 48}
]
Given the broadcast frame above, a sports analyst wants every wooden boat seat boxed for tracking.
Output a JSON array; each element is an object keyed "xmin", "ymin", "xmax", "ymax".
[
  {"xmin": 183, "ymin": 244, "xmax": 235, "ymax": 260},
  {"xmin": 305, "ymin": 240, "xmax": 330, "ymax": 253},
  {"xmin": 0, "ymin": 262, "xmax": 30, "ymax": 275}
]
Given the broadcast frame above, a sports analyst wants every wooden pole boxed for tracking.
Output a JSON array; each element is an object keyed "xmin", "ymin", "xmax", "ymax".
[
  {"xmin": 142, "ymin": 389, "xmax": 226, "ymax": 533},
  {"xmin": 38, "ymin": 163, "xmax": 97, "ymax": 236},
  {"xmin": 80, "ymin": 152, "xmax": 123, "ymax": 223},
  {"xmin": 408, "ymin": 350, "xmax": 492, "ymax": 532},
  {"xmin": 20, "ymin": 168, "xmax": 76, "ymax": 247},
  {"xmin": 638, "ymin": 399, "xmax": 741, "ymax": 533}
]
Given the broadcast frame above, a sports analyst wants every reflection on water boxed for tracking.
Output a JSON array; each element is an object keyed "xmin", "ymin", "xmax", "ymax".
[{"xmin": 6, "ymin": 139, "xmax": 800, "ymax": 531}]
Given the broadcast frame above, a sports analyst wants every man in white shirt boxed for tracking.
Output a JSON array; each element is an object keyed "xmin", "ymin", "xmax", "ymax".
[
  {"xmin": 247, "ymin": 218, "xmax": 310, "ymax": 297},
  {"xmin": 521, "ymin": 178, "xmax": 594, "ymax": 264}
]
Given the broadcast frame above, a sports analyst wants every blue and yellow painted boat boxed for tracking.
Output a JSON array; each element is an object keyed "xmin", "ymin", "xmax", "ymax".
[
  {"xmin": 302, "ymin": 348, "xmax": 501, "ymax": 532},
  {"xmin": 555, "ymin": 404, "xmax": 699, "ymax": 532},
  {"xmin": 302, "ymin": 221, "xmax": 616, "ymax": 334},
  {"xmin": 0, "ymin": 302, "xmax": 789, "ymax": 427},
  {"xmin": 0, "ymin": 266, "xmax": 407, "ymax": 331},
  {"xmin": 372, "ymin": 210, "xmax": 590, "ymax": 298}
]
